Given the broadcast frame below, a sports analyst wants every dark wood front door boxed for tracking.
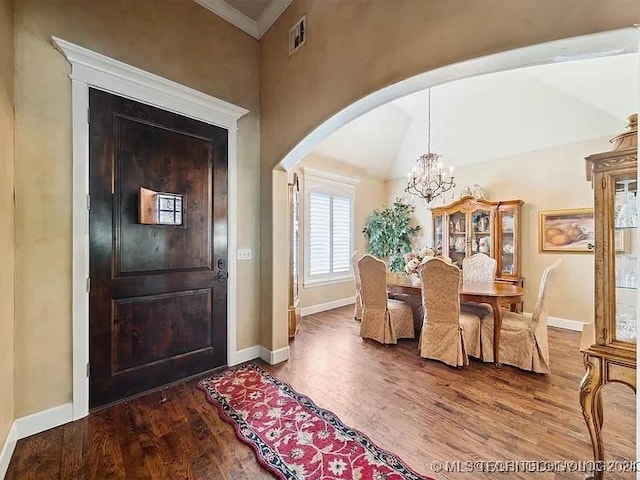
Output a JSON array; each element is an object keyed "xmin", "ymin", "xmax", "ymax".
[{"xmin": 89, "ymin": 88, "xmax": 228, "ymax": 408}]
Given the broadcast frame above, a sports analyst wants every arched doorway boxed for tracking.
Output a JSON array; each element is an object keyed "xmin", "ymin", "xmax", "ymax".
[{"xmin": 270, "ymin": 27, "xmax": 640, "ymax": 357}]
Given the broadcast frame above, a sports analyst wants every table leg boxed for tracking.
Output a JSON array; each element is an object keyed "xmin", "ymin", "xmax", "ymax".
[{"xmin": 489, "ymin": 297, "xmax": 503, "ymax": 367}]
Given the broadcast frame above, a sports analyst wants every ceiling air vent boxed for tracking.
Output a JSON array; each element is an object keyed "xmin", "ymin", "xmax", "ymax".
[{"xmin": 289, "ymin": 15, "xmax": 306, "ymax": 56}]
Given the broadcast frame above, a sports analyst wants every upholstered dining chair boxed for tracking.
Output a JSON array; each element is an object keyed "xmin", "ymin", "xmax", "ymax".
[
  {"xmin": 462, "ymin": 253, "xmax": 497, "ymax": 283},
  {"xmin": 358, "ymin": 255, "xmax": 415, "ymax": 345},
  {"xmin": 351, "ymin": 250, "xmax": 363, "ymax": 321},
  {"xmin": 480, "ymin": 259, "xmax": 564, "ymax": 373},
  {"xmin": 418, "ymin": 258, "xmax": 483, "ymax": 366},
  {"xmin": 461, "ymin": 253, "xmax": 497, "ymax": 320}
]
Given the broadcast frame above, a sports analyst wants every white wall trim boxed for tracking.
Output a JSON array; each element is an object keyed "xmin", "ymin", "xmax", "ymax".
[
  {"xmin": 303, "ymin": 276, "xmax": 355, "ymax": 289},
  {"xmin": 229, "ymin": 345, "xmax": 261, "ymax": 366},
  {"xmin": 547, "ymin": 316, "xmax": 586, "ymax": 332},
  {"xmin": 302, "ymin": 167, "xmax": 362, "ymax": 186},
  {"xmin": 52, "ymin": 37, "xmax": 248, "ymax": 128},
  {"xmin": 0, "ymin": 422, "xmax": 17, "ymax": 479},
  {"xmin": 257, "ymin": 0, "xmax": 293, "ymax": 38},
  {"xmin": 193, "ymin": 0, "xmax": 292, "ymax": 39},
  {"xmin": 70, "ymin": 78, "xmax": 90, "ymax": 422},
  {"xmin": 52, "ymin": 37, "xmax": 248, "ymax": 422},
  {"xmin": 227, "ymin": 344, "xmax": 295, "ymax": 366},
  {"xmin": 301, "ymin": 296, "xmax": 356, "ymax": 317},
  {"xmin": 302, "ymin": 169, "xmax": 357, "ymax": 288},
  {"xmin": 193, "ymin": 0, "xmax": 259, "ymax": 39},
  {"xmin": 14, "ymin": 404, "xmax": 73, "ymax": 440},
  {"xmin": 260, "ymin": 346, "xmax": 290, "ymax": 365}
]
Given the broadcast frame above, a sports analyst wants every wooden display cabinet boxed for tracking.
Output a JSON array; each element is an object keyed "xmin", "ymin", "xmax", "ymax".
[
  {"xmin": 580, "ymin": 115, "xmax": 637, "ymax": 480},
  {"xmin": 431, "ymin": 196, "xmax": 524, "ymax": 286}
]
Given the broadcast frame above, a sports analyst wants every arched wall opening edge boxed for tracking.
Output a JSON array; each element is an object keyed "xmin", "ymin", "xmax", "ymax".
[{"xmin": 270, "ymin": 27, "xmax": 640, "ymax": 359}]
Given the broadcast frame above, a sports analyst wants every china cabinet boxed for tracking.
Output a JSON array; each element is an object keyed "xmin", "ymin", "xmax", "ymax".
[
  {"xmin": 288, "ymin": 173, "xmax": 301, "ymax": 339},
  {"xmin": 580, "ymin": 114, "xmax": 637, "ymax": 480},
  {"xmin": 431, "ymin": 196, "xmax": 524, "ymax": 285}
]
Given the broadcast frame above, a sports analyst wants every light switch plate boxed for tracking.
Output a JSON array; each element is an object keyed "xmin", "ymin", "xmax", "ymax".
[{"xmin": 237, "ymin": 248, "xmax": 252, "ymax": 260}]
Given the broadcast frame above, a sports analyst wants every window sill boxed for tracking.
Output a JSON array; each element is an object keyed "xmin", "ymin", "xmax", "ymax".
[{"xmin": 303, "ymin": 275, "xmax": 354, "ymax": 288}]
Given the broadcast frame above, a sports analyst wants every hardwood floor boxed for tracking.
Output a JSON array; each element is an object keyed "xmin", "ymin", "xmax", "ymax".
[{"xmin": 6, "ymin": 306, "xmax": 635, "ymax": 479}]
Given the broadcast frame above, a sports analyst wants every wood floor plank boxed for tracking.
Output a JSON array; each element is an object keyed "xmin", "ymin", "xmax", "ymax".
[
  {"xmin": 59, "ymin": 418, "xmax": 89, "ymax": 480},
  {"xmin": 6, "ymin": 426, "xmax": 64, "ymax": 480},
  {"xmin": 87, "ymin": 407, "xmax": 127, "ymax": 480},
  {"xmin": 114, "ymin": 402, "xmax": 152, "ymax": 480},
  {"xmin": 5, "ymin": 306, "xmax": 636, "ymax": 479}
]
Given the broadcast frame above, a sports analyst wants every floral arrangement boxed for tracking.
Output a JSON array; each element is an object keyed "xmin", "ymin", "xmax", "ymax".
[{"xmin": 404, "ymin": 247, "xmax": 452, "ymax": 275}]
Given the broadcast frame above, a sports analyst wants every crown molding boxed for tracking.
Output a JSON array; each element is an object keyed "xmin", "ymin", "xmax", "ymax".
[
  {"xmin": 257, "ymin": 0, "xmax": 293, "ymax": 38},
  {"xmin": 194, "ymin": 0, "xmax": 291, "ymax": 39},
  {"xmin": 194, "ymin": 0, "xmax": 259, "ymax": 38}
]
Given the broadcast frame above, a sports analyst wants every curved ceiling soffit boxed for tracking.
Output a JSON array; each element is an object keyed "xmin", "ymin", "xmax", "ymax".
[{"xmin": 277, "ymin": 27, "xmax": 639, "ymax": 172}]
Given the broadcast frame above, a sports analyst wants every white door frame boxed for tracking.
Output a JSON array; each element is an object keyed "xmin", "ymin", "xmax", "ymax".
[{"xmin": 53, "ymin": 37, "xmax": 248, "ymax": 420}]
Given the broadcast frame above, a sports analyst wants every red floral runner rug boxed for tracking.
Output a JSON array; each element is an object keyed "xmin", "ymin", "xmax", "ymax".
[{"xmin": 197, "ymin": 364, "xmax": 434, "ymax": 480}]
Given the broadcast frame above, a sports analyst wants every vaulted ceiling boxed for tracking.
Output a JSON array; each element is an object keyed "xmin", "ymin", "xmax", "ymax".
[{"xmin": 312, "ymin": 53, "xmax": 639, "ymax": 180}]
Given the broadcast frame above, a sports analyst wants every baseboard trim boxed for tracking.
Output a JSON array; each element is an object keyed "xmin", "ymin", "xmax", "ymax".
[
  {"xmin": 260, "ymin": 346, "xmax": 290, "ymax": 365},
  {"xmin": 229, "ymin": 345, "xmax": 261, "ymax": 366},
  {"xmin": 3, "ymin": 344, "xmax": 290, "ymax": 451},
  {"xmin": 0, "ymin": 421, "xmax": 17, "ymax": 479},
  {"xmin": 3, "ymin": 345, "xmax": 266, "ymax": 449},
  {"xmin": 547, "ymin": 316, "xmax": 586, "ymax": 332},
  {"xmin": 301, "ymin": 296, "xmax": 355, "ymax": 317},
  {"xmin": 271, "ymin": 346, "xmax": 290, "ymax": 364},
  {"xmin": 15, "ymin": 403, "xmax": 73, "ymax": 440}
]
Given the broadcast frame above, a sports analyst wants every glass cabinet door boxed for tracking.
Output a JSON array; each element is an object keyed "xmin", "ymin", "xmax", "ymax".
[
  {"xmin": 433, "ymin": 214, "xmax": 444, "ymax": 256},
  {"xmin": 499, "ymin": 209, "xmax": 516, "ymax": 276},
  {"xmin": 613, "ymin": 174, "xmax": 637, "ymax": 344},
  {"xmin": 448, "ymin": 211, "xmax": 467, "ymax": 266},
  {"xmin": 470, "ymin": 207, "xmax": 492, "ymax": 259}
]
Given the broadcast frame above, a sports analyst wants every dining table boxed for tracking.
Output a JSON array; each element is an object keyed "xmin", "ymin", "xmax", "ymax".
[{"xmin": 386, "ymin": 272, "xmax": 525, "ymax": 367}]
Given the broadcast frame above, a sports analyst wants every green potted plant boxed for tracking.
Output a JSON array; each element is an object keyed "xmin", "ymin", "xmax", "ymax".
[{"xmin": 362, "ymin": 197, "xmax": 421, "ymax": 272}]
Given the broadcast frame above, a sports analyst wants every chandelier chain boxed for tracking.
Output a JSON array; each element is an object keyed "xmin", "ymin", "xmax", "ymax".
[{"xmin": 427, "ymin": 89, "xmax": 431, "ymax": 154}]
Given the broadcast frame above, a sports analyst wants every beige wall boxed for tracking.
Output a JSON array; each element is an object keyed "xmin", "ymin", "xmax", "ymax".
[
  {"xmin": 13, "ymin": 0, "xmax": 260, "ymax": 417},
  {"xmin": 7, "ymin": 0, "xmax": 640, "ymax": 421},
  {"xmin": 260, "ymin": 0, "xmax": 640, "ymax": 352},
  {"xmin": 260, "ymin": 1, "xmax": 640, "ymax": 169},
  {"xmin": 295, "ymin": 154, "xmax": 387, "ymax": 309},
  {"xmin": 0, "ymin": 0, "xmax": 15, "ymax": 451},
  {"xmin": 388, "ymin": 138, "xmax": 611, "ymax": 324}
]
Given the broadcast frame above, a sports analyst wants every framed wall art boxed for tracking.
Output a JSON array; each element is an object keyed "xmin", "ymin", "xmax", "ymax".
[{"xmin": 539, "ymin": 208, "xmax": 594, "ymax": 253}]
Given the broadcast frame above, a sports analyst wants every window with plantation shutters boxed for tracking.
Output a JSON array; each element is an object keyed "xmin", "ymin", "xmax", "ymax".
[
  {"xmin": 303, "ymin": 169, "xmax": 358, "ymax": 286},
  {"xmin": 331, "ymin": 196, "xmax": 351, "ymax": 273}
]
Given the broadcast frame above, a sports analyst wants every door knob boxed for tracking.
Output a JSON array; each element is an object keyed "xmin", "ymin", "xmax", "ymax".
[{"xmin": 216, "ymin": 270, "xmax": 229, "ymax": 283}]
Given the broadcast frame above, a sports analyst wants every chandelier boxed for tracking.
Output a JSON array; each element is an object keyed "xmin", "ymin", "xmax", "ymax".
[{"xmin": 405, "ymin": 89, "xmax": 455, "ymax": 206}]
